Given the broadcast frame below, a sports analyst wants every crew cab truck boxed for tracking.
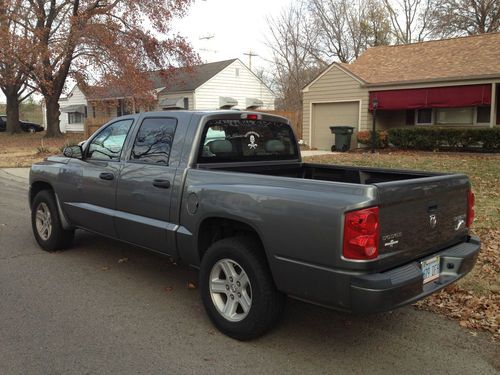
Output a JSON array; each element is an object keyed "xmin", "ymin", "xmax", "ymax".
[{"xmin": 29, "ymin": 111, "xmax": 480, "ymax": 340}]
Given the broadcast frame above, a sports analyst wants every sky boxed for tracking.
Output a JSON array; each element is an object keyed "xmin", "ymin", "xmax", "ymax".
[{"xmin": 0, "ymin": 0, "xmax": 291, "ymax": 104}]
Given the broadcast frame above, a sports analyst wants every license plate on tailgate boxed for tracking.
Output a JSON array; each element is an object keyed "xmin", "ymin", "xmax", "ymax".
[{"xmin": 421, "ymin": 256, "xmax": 440, "ymax": 284}]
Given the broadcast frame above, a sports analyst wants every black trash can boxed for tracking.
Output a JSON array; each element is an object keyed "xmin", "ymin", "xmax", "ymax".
[{"xmin": 329, "ymin": 126, "xmax": 354, "ymax": 152}]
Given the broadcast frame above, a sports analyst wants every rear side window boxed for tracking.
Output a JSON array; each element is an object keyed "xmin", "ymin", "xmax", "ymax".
[
  {"xmin": 198, "ymin": 119, "xmax": 298, "ymax": 163},
  {"xmin": 130, "ymin": 117, "xmax": 177, "ymax": 165}
]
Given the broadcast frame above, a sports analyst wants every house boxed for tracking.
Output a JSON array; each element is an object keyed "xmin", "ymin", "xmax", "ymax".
[
  {"xmin": 47, "ymin": 59, "xmax": 275, "ymax": 133},
  {"xmin": 303, "ymin": 33, "xmax": 500, "ymax": 150}
]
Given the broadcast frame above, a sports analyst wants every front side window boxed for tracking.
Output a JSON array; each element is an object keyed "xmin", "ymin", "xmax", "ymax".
[
  {"xmin": 87, "ymin": 119, "xmax": 133, "ymax": 161},
  {"xmin": 198, "ymin": 119, "xmax": 299, "ymax": 163},
  {"xmin": 130, "ymin": 118, "xmax": 177, "ymax": 165}
]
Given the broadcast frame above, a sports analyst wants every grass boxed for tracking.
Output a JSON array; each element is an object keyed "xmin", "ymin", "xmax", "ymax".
[
  {"xmin": 306, "ymin": 151, "xmax": 499, "ymax": 339},
  {"xmin": 0, "ymin": 132, "xmax": 84, "ymax": 168}
]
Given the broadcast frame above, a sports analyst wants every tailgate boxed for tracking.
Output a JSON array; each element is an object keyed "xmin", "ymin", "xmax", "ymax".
[{"xmin": 375, "ymin": 174, "xmax": 470, "ymax": 263}]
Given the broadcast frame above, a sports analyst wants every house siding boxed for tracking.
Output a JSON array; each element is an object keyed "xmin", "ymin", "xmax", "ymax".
[
  {"xmin": 58, "ymin": 85, "xmax": 87, "ymax": 133},
  {"xmin": 194, "ymin": 60, "xmax": 275, "ymax": 110},
  {"xmin": 156, "ymin": 91, "xmax": 195, "ymax": 110},
  {"xmin": 303, "ymin": 65, "xmax": 369, "ymax": 146}
]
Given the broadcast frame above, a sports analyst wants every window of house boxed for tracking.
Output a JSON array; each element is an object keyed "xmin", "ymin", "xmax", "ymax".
[
  {"xmin": 87, "ymin": 119, "xmax": 134, "ymax": 161},
  {"xmin": 436, "ymin": 107, "xmax": 474, "ymax": 125},
  {"xmin": 416, "ymin": 108, "xmax": 433, "ymax": 125},
  {"xmin": 183, "ymin": 97, "xmax": 189, "ymax": 109},
  {"xmin": 130, "ymin": 118, "xmax": 177, "ymax": 165},
  {"xmin": 476, "ymin": 106, "xmax": 491, "ymax": 124},
  {"xmin": 68, "ymin": 112, "xmax": 83, "ymax": 124},
  {"xmin": 235, "ymin": 68, "xmax": 240, "ymax": 77}
]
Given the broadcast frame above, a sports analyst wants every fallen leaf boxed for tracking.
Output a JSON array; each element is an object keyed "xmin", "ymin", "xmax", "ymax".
[
  {"xmin": 101, "ymin": 266, "xmax": 110, "ymax": 271},
  {"xmin": 118, "ymin": 257, "xmax": 129, "ymax": 263},
  {"xmin": 165, "ymin": 286, "xmax": 173, "ymax": 292},
  {"xmin": 187, "ymin": 282, "xmax": 196, "ymax": 290}
]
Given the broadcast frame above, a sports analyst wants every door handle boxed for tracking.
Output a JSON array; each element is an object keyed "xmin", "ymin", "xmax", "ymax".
[
  {"xmin": 99, "ymin": 172, "xmax": 115, "ymax": 181},
  {"xmin": 153, "ymin": 179, "xmax": 171, "ymax": 189}
]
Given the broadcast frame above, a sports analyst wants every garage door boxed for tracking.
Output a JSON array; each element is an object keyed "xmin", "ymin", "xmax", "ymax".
[{"xmin": 312, "ymin": 102, "xmax": 359, "ymax": 150}]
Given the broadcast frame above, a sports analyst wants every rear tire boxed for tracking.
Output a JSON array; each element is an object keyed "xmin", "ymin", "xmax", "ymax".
[
  {"xmin": 31, "ymin": 190, "xmax": 74, "ymax": 252},
  {"xmin": 200, "ymin": 236, "xmax": 285, "ymax": 340}
]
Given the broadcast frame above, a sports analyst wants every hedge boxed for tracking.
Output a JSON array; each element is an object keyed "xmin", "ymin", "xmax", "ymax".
[
  {"xmin": 356, "ymin": 130, "xmax": 389, "ymax": 149},
  {"xmin": 386, "ymin": 127, "xmax": 500, "ymax": 152}
]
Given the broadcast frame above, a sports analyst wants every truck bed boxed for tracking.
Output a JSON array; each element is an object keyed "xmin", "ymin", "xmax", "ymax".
[{"xmin": 198, "ymin": 161, "xmax": 439, "ymax": 185}]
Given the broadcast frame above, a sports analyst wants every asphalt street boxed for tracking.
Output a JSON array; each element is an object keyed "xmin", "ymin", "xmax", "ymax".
[{"xmin": 0, "ymin": 170, "xmax": 498, "ymax": 374}]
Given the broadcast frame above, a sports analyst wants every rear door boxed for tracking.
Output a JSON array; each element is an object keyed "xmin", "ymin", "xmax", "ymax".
[{"xmin": 115, "ymin": 116, "xmax": 182, "ymax": 254}]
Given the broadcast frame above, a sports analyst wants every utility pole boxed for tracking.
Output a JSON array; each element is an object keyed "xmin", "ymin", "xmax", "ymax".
[{"xmin": 243, "ymin": 50, "xmax": 259, "ymax": 71}]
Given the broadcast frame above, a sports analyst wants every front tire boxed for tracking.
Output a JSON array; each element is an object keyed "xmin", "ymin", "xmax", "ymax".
[
  {"xmin": 31, "ymin": 190, "xmax": 74, "ymax": 252},
  {"xmin": 200, "ymin": 236, "xmax": 285, "ymax": 340}
]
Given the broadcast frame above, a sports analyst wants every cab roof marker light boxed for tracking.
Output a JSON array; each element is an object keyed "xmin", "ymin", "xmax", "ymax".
[{"xmin": 241, "ymin": 113, "xmax": 261, "ymax": 120}]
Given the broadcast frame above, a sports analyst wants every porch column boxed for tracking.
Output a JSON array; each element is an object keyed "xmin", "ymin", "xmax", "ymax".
[{"xmin": 490, "ymin": 82, "xmax": 497, "ymax": 128}]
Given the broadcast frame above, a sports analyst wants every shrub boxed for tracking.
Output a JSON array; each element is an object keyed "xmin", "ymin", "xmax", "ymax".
[
  {"xmin": 356, "ymin": 130, "xmax": 389, "ymax": 149},
  {"xmin": 387, "ymin": 127, "xmax": 500, "ymax": 152}
]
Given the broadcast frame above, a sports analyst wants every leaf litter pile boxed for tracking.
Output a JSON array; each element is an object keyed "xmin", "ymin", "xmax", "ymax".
[{"xmin": 308, "ymin": 151, "xmax": 500, "ymax": 340}]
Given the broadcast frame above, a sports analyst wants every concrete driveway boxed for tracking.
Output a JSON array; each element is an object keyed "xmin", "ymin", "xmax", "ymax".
[{"xmin": 0, "ymin": 170, "xmax": 498, "ymax": 374}]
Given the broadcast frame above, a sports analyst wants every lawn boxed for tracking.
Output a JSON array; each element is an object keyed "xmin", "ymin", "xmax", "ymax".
[
  {"xmin": 305, "ymin": 151, "xmax": 499, "ymax": 340},
  {"xmin": 0, "ymin": 132, "xmax": 84, "ymax": 168}
]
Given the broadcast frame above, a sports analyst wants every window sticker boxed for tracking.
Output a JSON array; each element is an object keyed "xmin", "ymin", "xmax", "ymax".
[{"xmin": 245, "ymin": 131, "xmax": 260, "ymax": 150}]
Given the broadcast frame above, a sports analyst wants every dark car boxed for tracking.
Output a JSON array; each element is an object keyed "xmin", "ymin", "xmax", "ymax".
[{"xmin": 0, "ymin": 115, "xmax": 44, "ymax": 133}]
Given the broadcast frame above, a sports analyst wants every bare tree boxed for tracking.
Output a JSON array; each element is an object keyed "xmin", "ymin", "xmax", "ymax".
[
  {"xmin": 382, "ymin": 0, "xmax": 433, "ymax": 43},
  {"xmin": 0, "ymin": 0, "xmax": 35, "ymax": 133},
  {"xmin": 10, "ymin": 0, "xmax": 196, "ymax": 137},
  {"xmin": 308, "ymin": 0, "xmax": 391, "ymax": 64},
  {"xmin": 266, "ymin": 2, "xmax": 322, "ymax": 111},
  {"xmin": 430, "ymin": 0, "xmax": 500, "ymax": 36}
]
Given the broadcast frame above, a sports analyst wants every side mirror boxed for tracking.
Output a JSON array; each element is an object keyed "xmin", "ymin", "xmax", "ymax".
[{"xmin": 63, "ymin": 145, "xmax": 83, "ymax": 159}]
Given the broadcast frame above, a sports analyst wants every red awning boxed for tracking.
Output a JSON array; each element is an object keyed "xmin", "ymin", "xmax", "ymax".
[{"xmin": 369, "ymin": 84, "xmax": 492, "ymax": 111}]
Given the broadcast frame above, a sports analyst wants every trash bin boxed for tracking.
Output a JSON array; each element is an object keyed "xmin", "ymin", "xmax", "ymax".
[{"xmin": 329, "ymin": 126, "xmax": 354, "ymax": 152}]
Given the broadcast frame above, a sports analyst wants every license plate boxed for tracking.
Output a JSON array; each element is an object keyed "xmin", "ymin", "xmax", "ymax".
[{"xmin": 421, "ymin": 256, "xmax": 440, "ymax": 284}]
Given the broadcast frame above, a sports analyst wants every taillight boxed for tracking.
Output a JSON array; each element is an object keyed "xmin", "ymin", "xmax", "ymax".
[
  {"xmin": 343, "ymin": 207, "xmax": 380, "ymax": 260},
  {"xmin": 467, "ymin": 190, "xmax": 475, "ymax": 228}
]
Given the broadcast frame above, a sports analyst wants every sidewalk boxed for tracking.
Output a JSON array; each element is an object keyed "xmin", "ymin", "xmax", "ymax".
[
  {"xmin": 0, "ymin": 168, "xmax": 30, "ymax": 181},
  {"xmin": 301, "ymin": 150, "xmax": 338, "ymax": 157}
]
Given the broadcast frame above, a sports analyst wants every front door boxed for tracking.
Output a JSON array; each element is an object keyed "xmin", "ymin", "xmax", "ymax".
[
  {"xmin": 115, "ymin": 117, "xmax": 178, "ymax": 253},
  {"xmin": 62, "ymin": 118, "xmax": 134, "ymax": 237}
]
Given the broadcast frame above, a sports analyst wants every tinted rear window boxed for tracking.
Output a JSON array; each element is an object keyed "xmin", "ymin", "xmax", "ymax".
[{"xmin": 198, "ymin": 119, "xmax": 299, "ymax": 163}]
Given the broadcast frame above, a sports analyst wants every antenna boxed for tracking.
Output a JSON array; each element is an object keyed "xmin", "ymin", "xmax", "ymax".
[
  {"xmin": 243, "ymin": 50, "xmax": 259, "ymax": 70},
  {"xmin": 199, "ymin": 34, "xmax": 215, "ymax": 40}
]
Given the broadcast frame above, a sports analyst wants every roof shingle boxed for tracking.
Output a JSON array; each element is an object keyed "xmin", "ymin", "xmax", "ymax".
[{"xmin": 342, "ymin": 32, "xmax": 500, "ymax": 85}]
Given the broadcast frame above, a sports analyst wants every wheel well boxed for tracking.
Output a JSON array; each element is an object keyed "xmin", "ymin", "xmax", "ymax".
[
  {"xmin": 30, "ymin": 181, "xmax": 54, "ymax": 207},
  {"xmin": 198, "ymin": 218, "xmax": 265, "ymax": 260}
]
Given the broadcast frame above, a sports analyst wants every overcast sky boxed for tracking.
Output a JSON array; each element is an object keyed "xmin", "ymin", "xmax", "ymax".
[{"xmin": 0, "ymin": 0, "xmax": 290, "ymax": 104}]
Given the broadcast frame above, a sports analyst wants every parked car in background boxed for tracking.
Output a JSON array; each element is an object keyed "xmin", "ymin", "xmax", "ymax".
[{"xmin": 0, "ymin": 115, "xmax": 44, "ymax": 133}]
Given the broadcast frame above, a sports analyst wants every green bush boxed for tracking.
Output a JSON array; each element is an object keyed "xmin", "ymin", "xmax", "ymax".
[
  {"xmin": 356, "ymin": 130, "xmax": 389, "ymax": 149},
  {"xmin": 387, "ymin": 127, "xmax": 500, "ymax": 152}
]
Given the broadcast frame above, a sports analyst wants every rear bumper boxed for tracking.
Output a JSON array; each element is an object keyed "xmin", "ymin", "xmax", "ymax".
[{"xmin": 350, "ymin": 236, "xmax": 480, "ymax": 313}]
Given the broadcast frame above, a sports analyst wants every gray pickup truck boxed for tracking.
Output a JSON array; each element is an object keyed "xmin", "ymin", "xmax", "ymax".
[{"xmin": 29, "ymin": 111, "xmax": 480, "ymax": 340}]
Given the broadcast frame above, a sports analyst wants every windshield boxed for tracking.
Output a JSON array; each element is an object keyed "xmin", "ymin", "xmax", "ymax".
[{"xmin": 198, "ymin": 119, "xmax": 299, "ymax": 163}]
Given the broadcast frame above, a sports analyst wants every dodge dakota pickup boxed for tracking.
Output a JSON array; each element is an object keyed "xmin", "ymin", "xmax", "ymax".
[{"xmin": 29, "ymin": 111, "xmax": 480, "ymax": 340}]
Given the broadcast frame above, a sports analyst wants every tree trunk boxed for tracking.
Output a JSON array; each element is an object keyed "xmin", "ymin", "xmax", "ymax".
[
  {"xmin": 44, "ymin": 96, "xmax": 63, "ymax": 138},
  {"xmin": 4, "ymin": 88, "xmax": 22, "ymax": 134}
]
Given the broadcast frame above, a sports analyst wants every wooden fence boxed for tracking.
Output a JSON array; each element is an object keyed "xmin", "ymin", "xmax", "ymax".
[{"xmin": 257, "ymin": 110, "xmax": 303, "ymax": 139}]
